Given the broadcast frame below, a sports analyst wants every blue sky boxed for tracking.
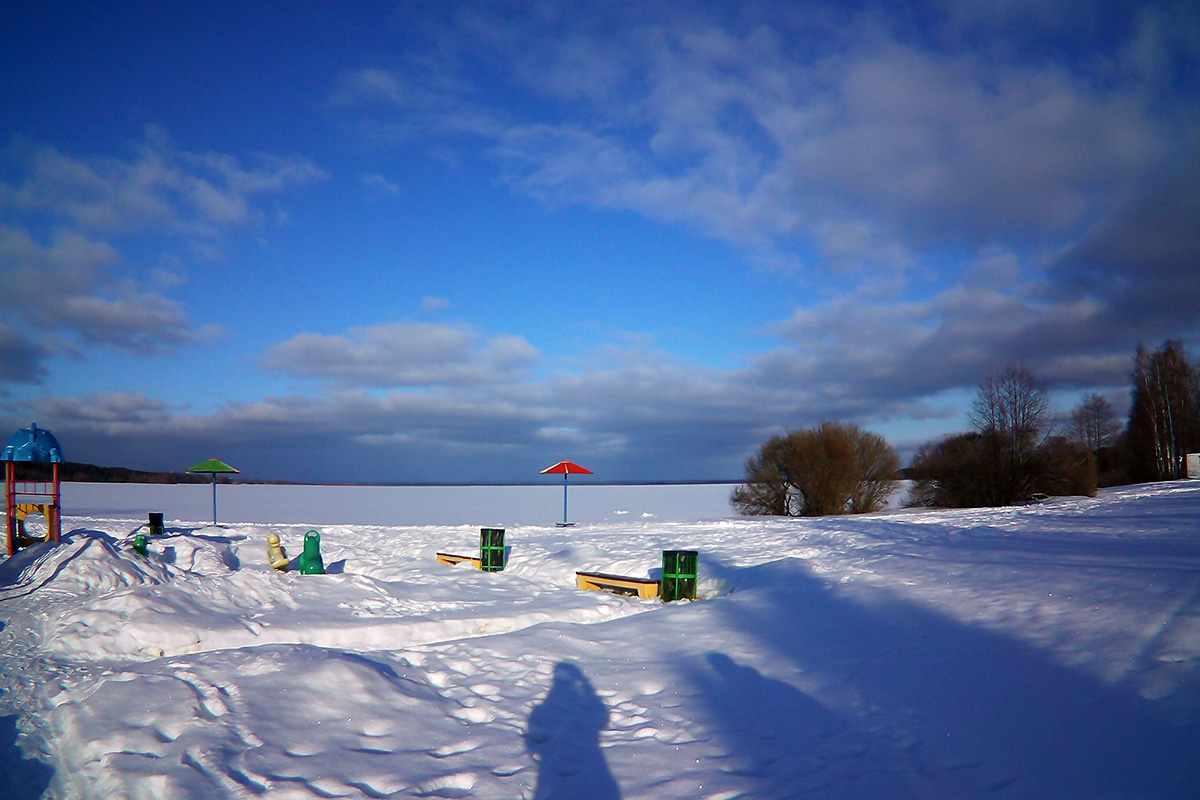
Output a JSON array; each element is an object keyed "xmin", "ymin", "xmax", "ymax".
[{"xmin": 2, "ymin": 1, "xmax": 1198, "ymax": 484}]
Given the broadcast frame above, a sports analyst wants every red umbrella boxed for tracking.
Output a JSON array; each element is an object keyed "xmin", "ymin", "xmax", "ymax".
[{"xmin": 540, "ymin": 461, "xmax": 593, "ymax": 526}]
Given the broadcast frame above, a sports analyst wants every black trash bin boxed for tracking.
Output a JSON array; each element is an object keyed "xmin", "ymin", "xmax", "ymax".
[{"xmin": 148, "ymin": 512, "xmax": 165, "ymax": 536}]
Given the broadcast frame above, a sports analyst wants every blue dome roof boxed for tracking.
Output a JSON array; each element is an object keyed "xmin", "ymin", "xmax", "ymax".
[{"xmin": 3, "ymin": 423, "xmax": 64, "ymax": 463}]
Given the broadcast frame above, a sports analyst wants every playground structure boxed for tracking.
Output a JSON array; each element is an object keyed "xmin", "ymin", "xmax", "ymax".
[
  {"xmin": 4, "ymin": 423, "xmax": 64, "ymax": 556},
  {"xmin": 540, "ymin": 460, "xmax": 593, "ymax": 526},
  {"xmin": 187, "ymin": 457, "xmax": 240, "ymax": 525}
]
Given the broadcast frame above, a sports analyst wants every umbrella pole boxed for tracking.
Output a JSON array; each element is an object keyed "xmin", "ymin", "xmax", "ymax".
[
  {"xmin": 211, "ymin": 473, "xmax": 217, "ymax": 524},
  {"xmin": 563, "ymin": 474, "xmax": 569, "ymax": 525}
]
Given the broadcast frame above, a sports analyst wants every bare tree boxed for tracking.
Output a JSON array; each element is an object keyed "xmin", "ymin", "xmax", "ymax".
[
  {"xmin": 968, "ymin": 363, "xmax": 1051, "ymax": 458},
  {"xmin": 728, "ymin": 435, "xmax": 793, "ymax": 516},
  {"xmin": 847, "ymin": 427, "xmax": 904, "ymax": 513},
  {"xmin": 1068, "ymin": 393, "xmax": 1119, "ymax": 456},
  {"xmin": 908, "ymin": 363, "xmax": 1094, "ymax": 508},
  {"xmin": 908, "ymin": 430, "xmax": 1096, "ymax": 509},
  {"xmin": 731, "ymin": 422, "xmax": 899, "ymax": 517},
  {"xmin": 1127, "ymin": 341, "xmax": 1199, "ymax": 482},
  {"xmin": 907, "ymin": 431, "xmax": 1009, "ymax": 508}
]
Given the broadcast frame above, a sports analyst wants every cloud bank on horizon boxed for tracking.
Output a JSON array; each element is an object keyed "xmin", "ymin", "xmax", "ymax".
[{"xmin": 1, "ymin": 1, "xmax": 1197, "ymax": 483}]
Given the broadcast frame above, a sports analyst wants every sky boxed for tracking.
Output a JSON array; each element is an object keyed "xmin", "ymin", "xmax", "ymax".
[{"xmin": 1, "ymin": 0, "xmax": 1198, "ymax": 484}]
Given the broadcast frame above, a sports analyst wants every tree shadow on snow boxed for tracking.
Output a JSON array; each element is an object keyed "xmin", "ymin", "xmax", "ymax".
[
  {"xmin": 0, "ymin": 713, "xmax": 53, "ymax": 800},
  {"xmin": 700, "ymin": 556, "xmax": 1200, "ymax": 798},
  {"xmin": 681, "ymin": 651, "xmax": 916, "ymax": 798},
  {"xmin": 525, "ymin": 662, "xmax": 621, "ymax": 800}
]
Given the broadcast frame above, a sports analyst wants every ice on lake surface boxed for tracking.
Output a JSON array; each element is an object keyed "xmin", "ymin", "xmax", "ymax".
[
  {"xmin": 60, "ymin": 481, "xmax": 742, "ymax": 527},
  {"xmin": 2, "ymin": 481, "xmax": 1199, "ymax": 799}
]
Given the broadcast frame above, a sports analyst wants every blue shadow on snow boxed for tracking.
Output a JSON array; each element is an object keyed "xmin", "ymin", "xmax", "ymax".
[
  {"xmin": 0, "ymin": 712, "xmax": 54, "ymax": 800},
  {"xmin": 696, "ymin": 554, "xmax": 1200, "ymax": 798},
  {"xmin": 525, "ymin": 662, "xmax": 621, "ymax": 800},
  {"xmin": 681, "ymin": 651, "xmax": 916, "ymax": 798}
]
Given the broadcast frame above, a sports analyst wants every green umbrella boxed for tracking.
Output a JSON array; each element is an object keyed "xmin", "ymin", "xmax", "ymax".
[{"xmin": 187, "ymin": 457, "xmax": 240, "ymax": 524}]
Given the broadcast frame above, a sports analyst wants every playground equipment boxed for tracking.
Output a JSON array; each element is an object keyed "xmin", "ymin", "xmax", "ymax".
[
  {"xmin": 436, "ymin": 528, "xmax": 507, "ymax": 571},
  {"xmin": 576, "ymin": 549, "xmax": 699, "ymax": 602},
  {"xmin": 187, "ymin": 457, "xmax": 239, "ymax": 525},
  {"xmin": 540, "ymin": 460, "xmax": 593, "ymax": 526},
  {"xmin": 133, "ymin": 533, "xmax": 149, "ymax": 557},
  {"xmin": 266, "ymin": 532, "xmax": 290, "ymax": 571},
  {"xmin": 4, "ymin": 423, "xmax": 64, "ymax": 556},
  {"xmin": 297, "ymin": 529, "xmax": 325, "ymax": 575}
]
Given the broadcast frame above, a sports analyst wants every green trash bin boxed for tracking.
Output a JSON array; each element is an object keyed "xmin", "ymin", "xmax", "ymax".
[
  {"xmin": 480, "ymin": 528, "xmax": 506, "ymax": 572},
  {"xmin": 148, "ymin": 512, "xmax": 165, "ymax": 536},
  {"xmin": 661, "ymin": 549, "xmax": 698, "ymax": 602}
]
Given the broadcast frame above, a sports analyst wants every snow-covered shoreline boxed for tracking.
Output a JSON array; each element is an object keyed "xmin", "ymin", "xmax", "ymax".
[{"xmin": 2, "ymin": 481, "xmax": 1198, "ymax": 799}]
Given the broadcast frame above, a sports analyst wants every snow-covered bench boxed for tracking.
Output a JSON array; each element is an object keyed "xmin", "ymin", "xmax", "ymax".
[
  {"xmin": 436, "ymin": 552, "xmax": 482, "ymax": 569},
  {"xmin": 575, "ymin": 570, "xmax": 660, "ymax": 599}
]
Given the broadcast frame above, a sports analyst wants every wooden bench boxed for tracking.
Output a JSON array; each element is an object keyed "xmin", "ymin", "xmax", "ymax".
[
  {"xmin": 575, "ymin": 570, "xmax": 660, "ymax": 599},
  {"xmin": 436, "ymin": 552, "xmax": 482, "ymax": 569}
]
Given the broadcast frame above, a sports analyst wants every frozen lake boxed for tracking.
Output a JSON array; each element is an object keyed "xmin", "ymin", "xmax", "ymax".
[{"xmin": 60, "ymin": 481, "xmax": 742, "ymax": 527}]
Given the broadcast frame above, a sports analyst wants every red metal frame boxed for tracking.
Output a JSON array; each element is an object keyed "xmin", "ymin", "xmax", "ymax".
[{"xmin": 5, "ymin": 461, "xmax": 61, "ymax": 556}]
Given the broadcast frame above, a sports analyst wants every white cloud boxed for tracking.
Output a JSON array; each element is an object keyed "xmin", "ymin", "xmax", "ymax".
[
  {"xmin": 363, "ymin": 173, "xmax": 400, "ymax": 198},
  {"xmin": 6, "ymin": 275, "xmax": 1166, "ymax": 483},
  {"xmin": 33, "ymin": 392, "xmax": 174, "ymax": 429},
  {"xmin": 1, "ymin": 129, "xmax": 325, "ymax": 238},
  {"xmin": 0, "ymin": 225, "xmax": 205, "ymax": 355},
  {"xmin": 263, "ymin": 321, "xmax": 541, "ymax": 387},
  {"xmin": 339, "ymin": 2, "xmax": 1192, "ymax": 279},
  {"xmin": 0, "ymin": 320, "xmax": 53, "ymax": 384},
  {"xmin": 419, "ymin": 296, "xmax": 452, "ymax": 312},
  {"xmin": 328, "ymin": 68, "xmax": 407, "ymax": 108},
  {"xmin": 0, "ymin": 130, "xmax": 323, "ymax": 370}
]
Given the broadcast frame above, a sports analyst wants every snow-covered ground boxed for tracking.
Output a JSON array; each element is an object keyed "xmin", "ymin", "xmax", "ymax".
[{"xmin": 2, "ymin": 481, "xmax": 1198, "ymax": 799}]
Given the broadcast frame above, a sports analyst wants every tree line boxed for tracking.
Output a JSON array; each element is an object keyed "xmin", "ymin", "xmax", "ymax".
[
  {"xmin": 10, "ymin": 461, "xmax": 215, "ymax": 484},
  {"xmin": 732, "ymin": 340, "xmax": 1200, "ymax": 516}
]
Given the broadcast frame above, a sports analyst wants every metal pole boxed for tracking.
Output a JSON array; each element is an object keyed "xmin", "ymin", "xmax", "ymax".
[
  {"xmin": 563, "ymin": 474, "xmax": 569, "ymax": 524},
  {"xmin": 5, "ymin": 462, "xmax": 15, "ymax": 556},
  {"xmin": 211, "ymin": 473, "xmax": 217, "ymax": 524},
  {"xmin": 51, "ymin": 461, "xmax": 61, "ymax": 543}
]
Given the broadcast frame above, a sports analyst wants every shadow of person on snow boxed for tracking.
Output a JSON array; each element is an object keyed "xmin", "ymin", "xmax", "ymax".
[{"xmin": 525, "ymin": 662, "xmax": 621, "ymax": 800}]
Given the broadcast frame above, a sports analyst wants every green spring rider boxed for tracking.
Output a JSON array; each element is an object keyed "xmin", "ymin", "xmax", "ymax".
[{"xmin": 298, "ymin": 529, "xmax": 325, "ymax": 575}]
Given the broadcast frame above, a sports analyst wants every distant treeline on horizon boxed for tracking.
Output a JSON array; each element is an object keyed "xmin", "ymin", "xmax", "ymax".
[{"xmin": 8, "ymin": 462, "xmax": 215, "ymax": 484}]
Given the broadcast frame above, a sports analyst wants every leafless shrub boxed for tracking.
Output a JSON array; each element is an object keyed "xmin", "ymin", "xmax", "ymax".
[{"xmin": 731, "ymin": 422, "xmax": 899, "ymax": 517}]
